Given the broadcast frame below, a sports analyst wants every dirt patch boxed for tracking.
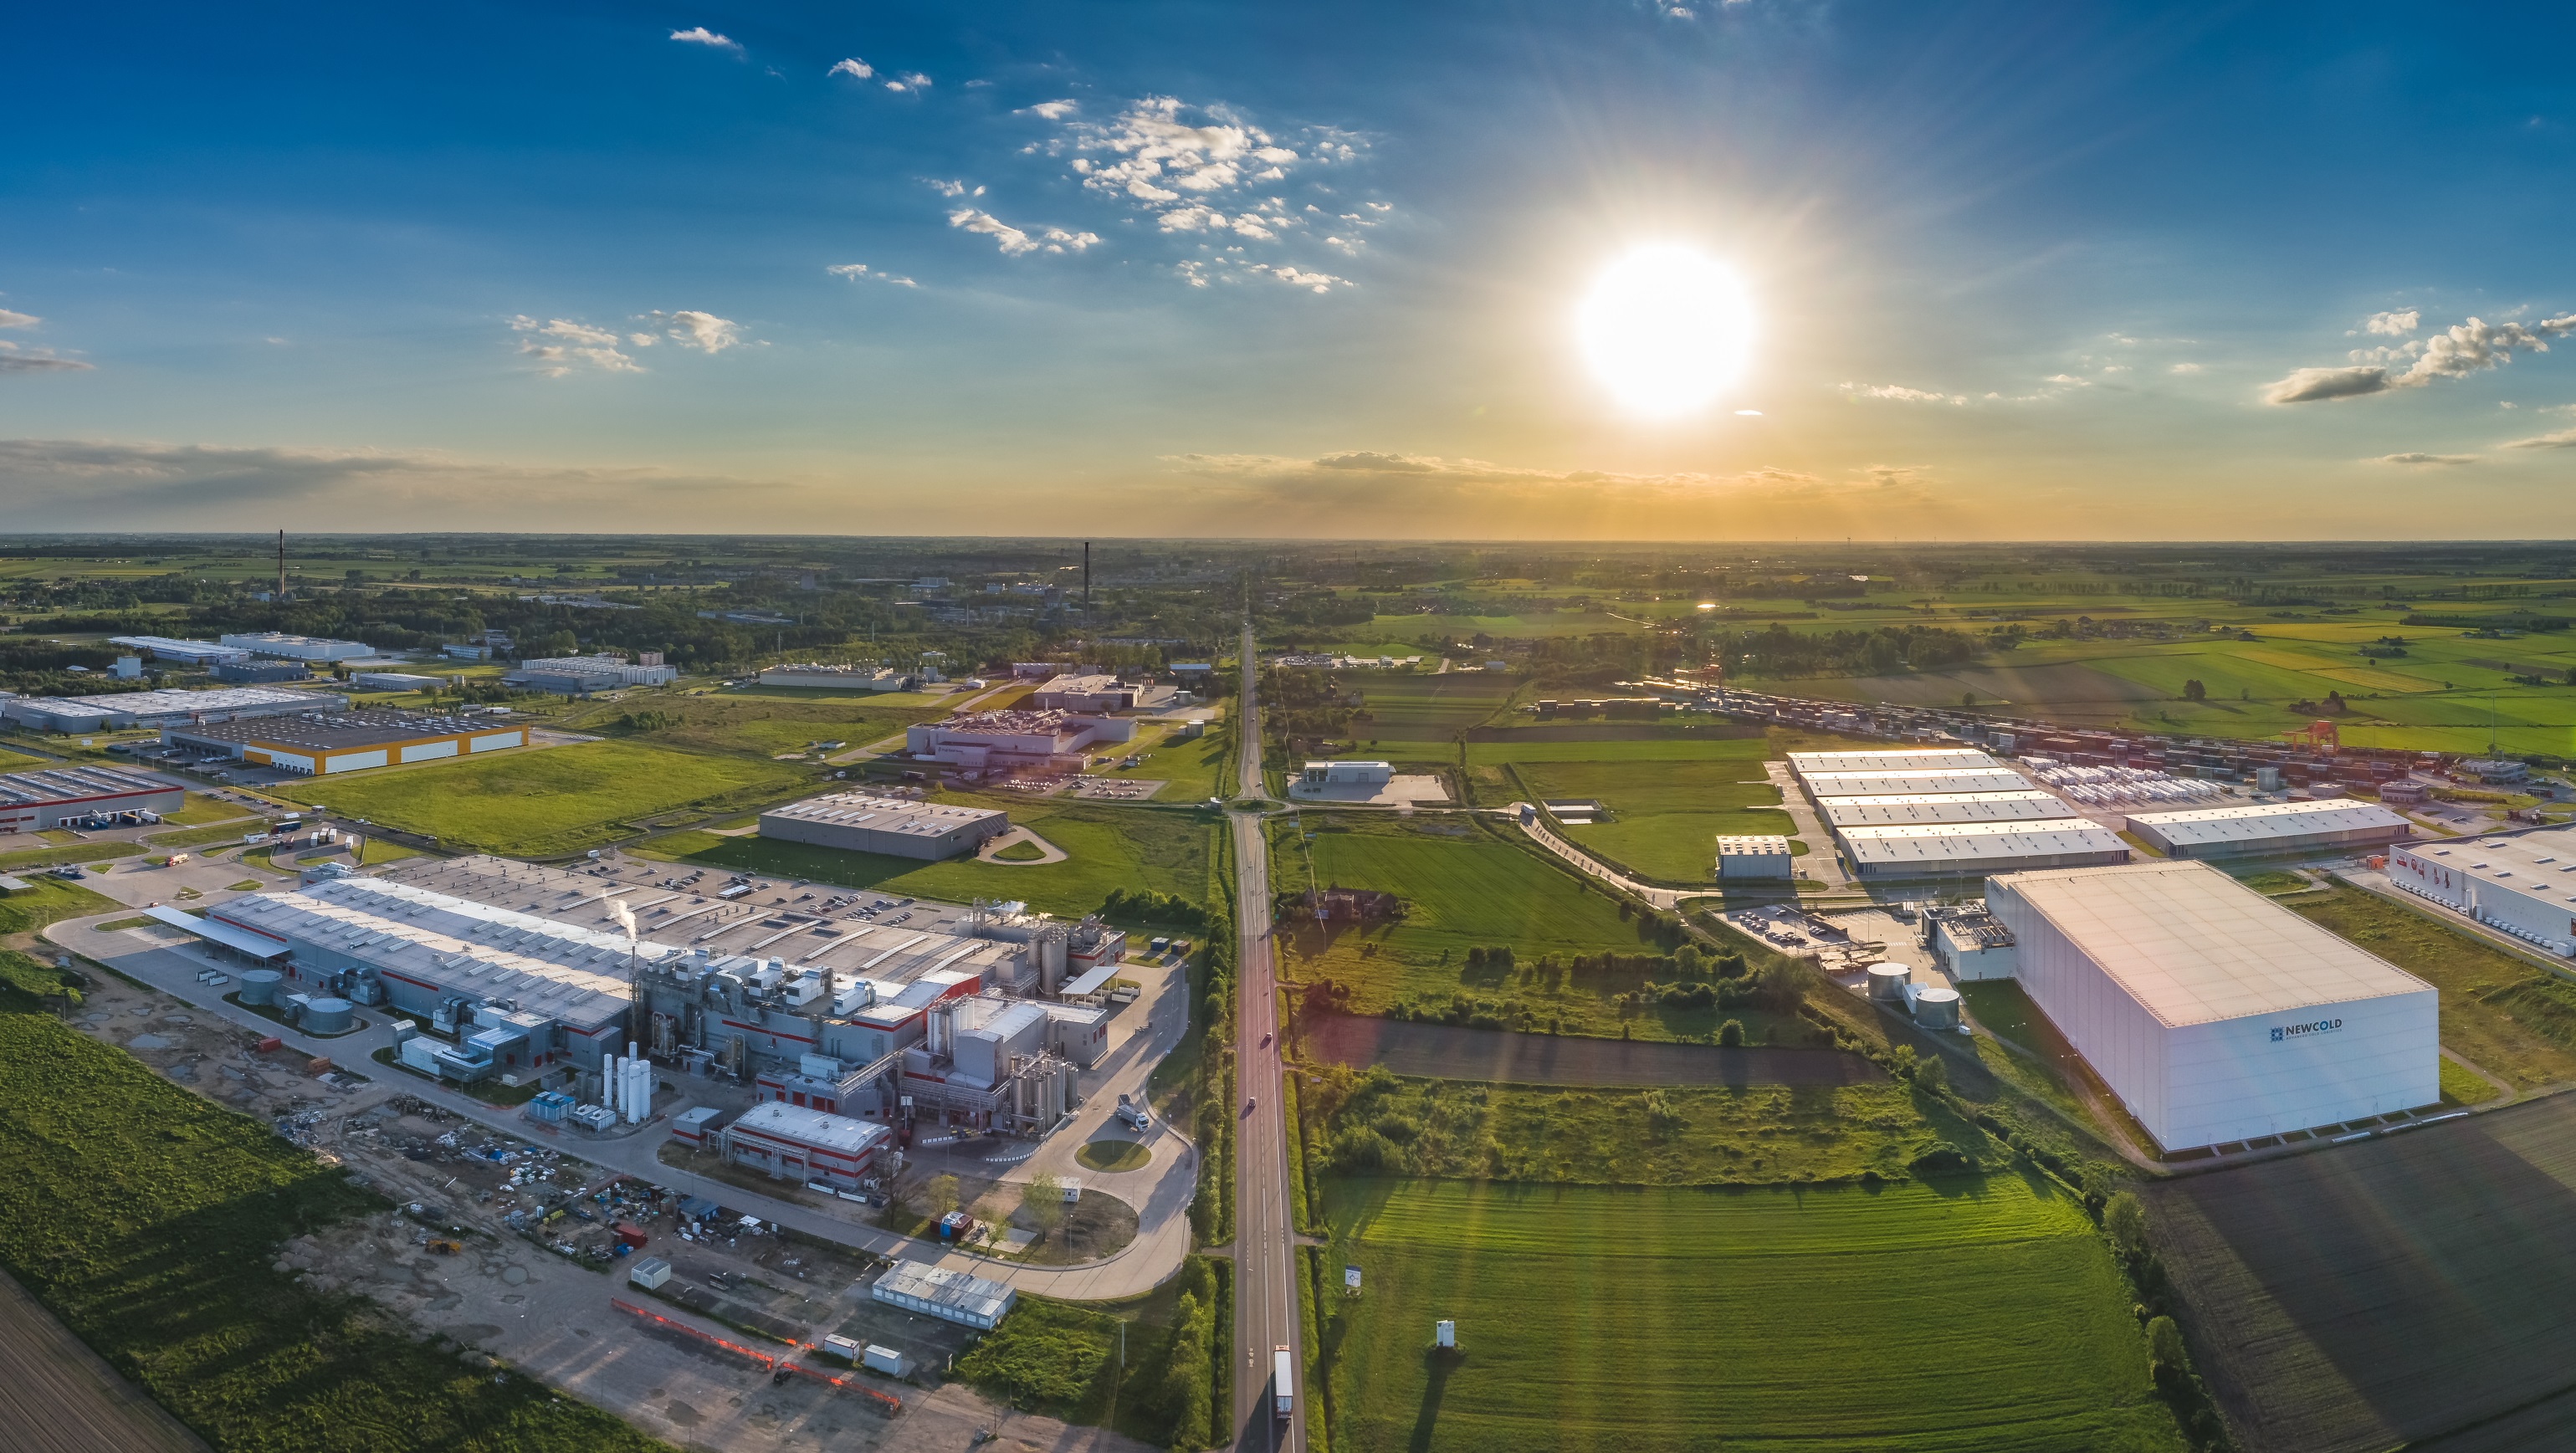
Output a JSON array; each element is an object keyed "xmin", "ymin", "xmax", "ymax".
[
  {"xmin": 2147, "ymin": 1093, "xmax": 2576, "ymax": 1453},
  {"xmin": 1308, "ymin": 1014, "xmax": 1887, "ymax": 1087}
]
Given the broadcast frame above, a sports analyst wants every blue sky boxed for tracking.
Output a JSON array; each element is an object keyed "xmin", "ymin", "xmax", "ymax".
[{"xmin": 1, "ymin": 0, "xmax": 2569, "ymax": 536}]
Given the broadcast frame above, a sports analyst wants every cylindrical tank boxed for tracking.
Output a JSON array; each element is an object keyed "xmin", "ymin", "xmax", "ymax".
[
  {"xmin": 304, "ymin": 997, "xmax": 354, "ymax": 1034},
  {"xmin": 1865, "ymin": 963, "xmax": 1913, "ymax": 1003},
  {"xmin": 238, "ymin": 969, "xmax": 282, "ymax": 1006},
  {"xmin": 1913, "ymin": 985, "xmax": 1962, "ymax": 1029},
  {"xmin": 603, "ymin": 1053, "xmax": 621, "ymax": 1113}
]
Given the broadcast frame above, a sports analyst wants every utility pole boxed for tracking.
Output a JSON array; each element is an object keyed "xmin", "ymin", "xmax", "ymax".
[
  {"xmin": 1083, "ymin": 541, "xmax": 1091, "ymax": 616},
  {"xmin": 275, "ymin": 529, "xmax": 287, "ymax": 601}
]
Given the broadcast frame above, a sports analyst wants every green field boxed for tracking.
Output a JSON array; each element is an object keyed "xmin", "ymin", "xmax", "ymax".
[
  {"xmin": 2288, "ymin": 885, "xmax": 2576, "ymax": 1090},
  {"xmin": 554, "ymin": 686, "xmax": 948, "ymax": 757},
  {"xmin": 274, "ymin": 739, "xmax": 810, "ymax": 857},
  {"xmin": 0, "ymin": 745, "xmax": 52, "ymax": 771},
  {"xmin": 1343, "ymin": 671, "xmax": 1517, "ymax": 743},
  {"xmin": 1467, "ymin": 736, "xmax": 1785, "ymax": 883},
  {"xmin": 642, "ymin": 800, "xmax": 1214, "ymax": 920},
  {"xmin": 1323, "ymin": 1178, "xmax": 2179, "ymax": 1453},
  {"xmin": 1096, "ymin": 719, "xmax": 1232, "ymax": 797}
]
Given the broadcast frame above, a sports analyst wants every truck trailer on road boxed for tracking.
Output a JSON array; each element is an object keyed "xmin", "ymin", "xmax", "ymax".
[{"xmin": 1273, "ymin": 1345, "xmax": 1293, "ymax": 1420}]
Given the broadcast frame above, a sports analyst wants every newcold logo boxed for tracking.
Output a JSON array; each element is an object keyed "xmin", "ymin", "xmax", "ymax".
[{"xmin": 2271, "ymin": 1019, "xmax": 2343, "ymax": 1043}]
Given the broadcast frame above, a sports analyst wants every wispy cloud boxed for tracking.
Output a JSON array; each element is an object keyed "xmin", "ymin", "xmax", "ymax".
[
  {"xmin": 2504, "ymin": 427, "xmax": 2576, "ymax": 450},
  {"xmin": 1020, "ymin": 100, "xmax": 1078, "ymax": 120},
  {"xmin": 0, "ymin": 350, "xmax": 92, "ymax": 375},
  {"xmin": 0, "ymin": 309, "xmax": 38, "ymax": 330},
  {"xmin": 884, "ymin": 71, "xmax": 931, "ymax": 93},
  {"xmin": 668, "ymin": 26, "xmax": 740, "ymax": 52},
  {"xmin": 2373, "ymin": 452, "xmax": 2478, "ymax": 466},
  {"xmin": 947, "ymin": 209, "xmax": 1098, "ymax": 257},
  {"xmin": 2168, "ymin": 361, "xmax": 2203, "ymax": 374},
  {"xmin": 2266, "ymin": 312, "xmax": 2576, "ymax": 403},
  {"xmin": 827, "ymin": 58, "xmax": 872, "ymax": 80},
  {"xmin": 1842, "ymin": 382, "xmax": 1966, "ymax": 405},
  {"xmin": 509, "ymin": 316, "xmax": 642, "ymax": 376},
  {"xmin": 826, "ymin": 263, "xmax": 916, "ymax": 287},
  {"xmin": 2355, "ymin": 310, "xmax": 2421, "ymax": 337},
  {"xmin": 648, "ymin": 310, "xmax": 745, "ymax": 353}
]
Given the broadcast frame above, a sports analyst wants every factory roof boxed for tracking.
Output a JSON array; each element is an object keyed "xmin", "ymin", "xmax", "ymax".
[
  {"xmin": 2125, "ymin": 797, "xmax": 2410, "ymax": 847},
  {"xmin": 1060, "ymin": 964, "xmax": 1120, "ymax": 997},
  {"xmin": 872, "ymin": 1261, "xmax": 1016, "ymax": 1325},
  {"xmin": 2403, "ymin": 829, "xmax": 2576, "ymax": 886},
  {"xmin": 762, "ymin": 790, "xmax": 1008, "ymax": 840},
  {"xmin": 1838, "ymin": 818, "xmax": 2128, "ymax": 869},
  {"xmin": 146, "ymin": 904, "xmax": 289, "ymax": 958},
  {"xmin": 727, "ymin": 1101, "xmax": 894, "ymax": 1156},
  {"xmin": 0, "ymin": 765, "xmax": 176, "ymax": 808},
  {"xmin": 1789, "ymin": 748, "xmax": 1999, "ymax": 775},
  {"xmin": 1714, "ymin": 835, "xmax": 1792, "ymax": 853},
  {"xmin": 515, "ymin": 653, "xmax": 646, "ymax": 674},
  {"xmin": 220, "ymin": 632, "xmax": 370, "ymax": 650},
  {"xmin": 1816, "ymin": 790, "xmax": 2078, "ymax": 828},
  {"xmin": 927, "ymin": 709, "xmax": 1091, "ymax": 736},
  {"xmin": 107, "ymin": 635, "xmax": 250, "ymax": 661},
  {"xmin": 1990, "ymin": 860, "xmax": 2431, "ymax": 1026},
  {"xmin": 10, "ymin": 685, "xmax": 336, "ymax": 723},
  {"xmin": 171, "ymin": 709, "xmax": 514, "ymax": 751},
  {"xmin": 1798, "ymin": 767, "xmax": 2034, "ymax": 798}
]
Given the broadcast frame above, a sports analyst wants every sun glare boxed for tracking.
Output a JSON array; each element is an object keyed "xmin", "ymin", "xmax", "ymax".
[{"xmin": 1576, "ymin": 245, "xmax": 1755, "ymax": 418}]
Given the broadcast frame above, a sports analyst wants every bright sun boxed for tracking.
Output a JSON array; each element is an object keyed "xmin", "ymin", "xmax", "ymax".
[{"xmin": 1575, "ymin": 245, "xmax": 1756, "ymax": 418}]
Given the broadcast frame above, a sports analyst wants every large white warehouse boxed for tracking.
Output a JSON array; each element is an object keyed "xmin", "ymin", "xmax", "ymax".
[
  {"xmin": 1839, "ymin": 819, "xmax": 2128, "ymax": 879},
  {"xmin": 1986, "ymin": 861, "xmax": 2439, "ymax": 1151},
  {"xmin": 1787, "ymin": 748, "xmax": 1998, "ymax": 777},
  {"xmin": 1798, "ymin": 766, "xmax": 2034, "ymax": 799},
  {"xmin": 2126, "ymin": 798, "xmax": 2412, "ymax": 859},
  {"xmin": 1815, "ymin": 790, "xmax": 2073, "ymax": 830},
  {"xmin": 2387, "ymin": 829, "xmax": 2576, "ymax": 956}
]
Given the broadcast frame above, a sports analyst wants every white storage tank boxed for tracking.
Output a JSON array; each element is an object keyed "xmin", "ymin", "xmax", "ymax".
[
  {"xmin": 1913, "ymin": 985, "xmax": 1962, "ymax": 1029},
  {"xmin": 1865, "ymin": 963, "xmax": 1913, "ymax": 1003},
  {"xmin": 238, "ymin": 969, "xmax": 282, "ymax": 1005},
  {"xmin": 304, "ymin": 996, "xmax": 354, "ymax": 1034}
]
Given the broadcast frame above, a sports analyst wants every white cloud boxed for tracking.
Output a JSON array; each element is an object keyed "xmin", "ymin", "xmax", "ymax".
[
  {"xmin": 2267, "ymin": 313, "xmax": 2576, "ymax": 403},
  {"xmin": 925, "ymin": 179, "xmax": 981, "ymax": 198},
  {"xmin": 0, "ymin": 309, "xmax": 37, "ymax": 329},
  {"xmin": 1040, "ymin": 228, "xmax": 1100, "ymax": 254},
  {"xmin": 2364, "ymin": 309, "xmax": 2421, "ymax": 336},
  {"xmin": 2169, "ymin": 361, "xmax": 2203, "ymax": 374},
  {"xmin": 514, "ymin": 317, "xmax": 618, "ymax": 347},
  {"xmin": 1266, "ymin": 265, "xmax": 1344, "ymax": 294},
  {"xmin": 2504, "ymin": 427, "xmax": 2576, "ymax": 450},
  {"xmin": 668, "ymin": 26, "xmax": 740, "ymax": 51},
  {"xmin": 2373, "ymin": 453, "xmax": 2478, "ymax": 466},
  {"xmin": 1842, "ymin": 382, "xmax": 1966, "ymax": 405},
  {"xmin": 649, "ymin": 310, "xmax": 744, "ymax": 353},
  {"xmin": 883, "ymin": 72, "xmax": 931, "ymax": 92},
  {"xmin": 827, "ymin": 58, "xmax": 872, "ymax": 79},
  {"xmin": 627, "ymin": 332, "xmax": 656, "ymax": 347},
  {"xmin": 0, "ymin": 351, "xmax": 91, "ymax": 375},
  {"xmin": 950, "ymin": 209, "xmax": 1035, "ymax": 255},
  {"xmin": 1021, "ymin": 100, "xmax": 1078, "ymax": 120},
  {"xmin": 827, "ymin": 263, "xmax": 917, "ymax": 287},
  {"xmin": 509, "ymin": 316, "xmax": 641, "ymax": 376}
]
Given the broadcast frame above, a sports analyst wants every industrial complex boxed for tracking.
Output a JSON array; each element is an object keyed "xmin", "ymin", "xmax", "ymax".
[
  {"xmin": 1985, "ymin": 861, "xmax": 2439, "ymax": 1150},
  {"xmin": 758, "ymin": 790, "xmax": 1011, "ymax": 861},
  {"xmin": 1791, "ymin": 746, "xmax": 2129, "ymax": 879},
  {"xmin": 0, "ymin": 765, "xmax": 186, "ymax": 831},
  {"xmin": 2388, "ymin": 828, "xmax": 2576, "ymax": 956},
  {"xmin": 2124, "ymin": 798, "xmax": 2412, "ymax": 859},
  {"xmin": 2, "ymin": 684, "xmax": 346, "ymax": 732},
  {"xmin": 904, "ymin": 709, "xmax": 1135, "ymax": 775},
  {"xmin": 160, "ymin": 708, "xmax": 525, "ymax": 775},
  {"xmin": 755, "ymin": 663, "xmax": 919, "ymax": 691},
  {"xmin": 504, "ymin": 653, "xmax": 679, "ymax": 694}
]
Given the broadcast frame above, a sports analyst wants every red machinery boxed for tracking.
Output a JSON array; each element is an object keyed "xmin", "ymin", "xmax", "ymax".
[{"xmin": 2282, "ymin": 719, "xmax": 2339, "ymax": 754}]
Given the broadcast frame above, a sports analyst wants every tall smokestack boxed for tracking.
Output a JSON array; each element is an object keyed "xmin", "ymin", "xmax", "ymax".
[
  {"xmin": 275, "ymin": 529, "xmax": 286, "ymax": 601},
  {"xmin": 1083, "ymin": 541, "xmax": 1090, "ymax": 614}
]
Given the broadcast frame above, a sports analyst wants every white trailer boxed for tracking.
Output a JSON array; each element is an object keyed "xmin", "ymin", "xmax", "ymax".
[{"xmin": 1273, "ymin": 1345, "xmax": 1294, "ymax": 1420}]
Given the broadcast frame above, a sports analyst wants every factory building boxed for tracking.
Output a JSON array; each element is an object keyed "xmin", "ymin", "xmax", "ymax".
[
  {"xmin": 2126, "ymin": 798, "xmax": 2411, "ymax": 859},
  {"xmin": 755, "ymin": 663, "xmax": 918, "ymax": 691},
  {"xmin": 872, "ymin": 1261, "xmax": 1016, "ymax": 1330},
  {"xmin": 0, "ymin": 765, "xmax": 187, "ymax": 832},
  {"xmin": 1031, "ymin": 673, "xmax": 1171, "ymax": 712},
  {"xmin": 210, "ymin": 660, "xmax": 315, "ymax": 684},
  {"xmin": 161, "ymin": 709, "xmax": 524, "ymax": 775},
  {"xmin": 758, "ymin": 790, "xmax": 1011, "ymax": 862},
  {"xmin": 107, "ymin": 635, "xmax": 252, "ymax": 667},
  {"xmin": 1815, "ymin": 790, "xmax": 2076, "ymax": 831},
  {"xmin": 1986, "ymin": 861, "xmax": 2438, "ymax": 1150},
  {"xmin": 1715, "ymin": 835, "xmax": 1793, "ymax": 880},
  {"xmin": 719, "ymin": 1102, "xmax": 895, "ymax": 1190},
  {"xmin": 1838, "ymin": 819, "xmax": 2130, "ymax": 879},
  {"xmin": 219, "ymin": 632, "xmax": 375, "ymax": 662},
  {"xmin": 904, "ymin": 709, "xmax": 1136, "ymax": 775},
  {"xmin": 3, "ymin": 686, "xmax": 346, "ymax": 733},
  {"xmin": 504, "ymin": 654, "xmax": 679, "ymax": 693},
  {"xmin": 1796, "ymin": 767, "xmax": 2035, "ymax": 800},
  {"xmin": 2387, "ymin": 829, "xmax": 2576, "ymax": 956},
  {"xmin": 1788, "ymin": 747, "xmax": 2000, "ymax": 778},
  {"xmin": 351, "ymin": 672, "xmax": 448, "ymax": 693},
  {"xmin": 1298, "ymin": 761, "xmax": 1393, "ymax": 790}
]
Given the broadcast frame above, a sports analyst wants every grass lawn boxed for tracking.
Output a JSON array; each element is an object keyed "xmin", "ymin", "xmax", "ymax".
[
  {"xmin": 0, "ymin": 874, "xmax": 120, "ymax": 938},
  {"xmin": 148, "ymin": 820, "xmax": 272, "ymax": 850},
  {"xmin": 1341, "ymin": 671, "xmax": 1517, "ymax": 744},
  {"xmin": 1320, "ymin": 1177, "xmax": 2179, "ymax": 1453},
  {"xmin": 273, "ymin": 739, "xmax": 811, "ymax": 857},
  {"xmin": 555, "ymin": 688, "xmax": 945, "ymax": 758},
  {"xmin": 1487, "ymin": 737, "xmax": 1786, "ymax": 883},
  {"xmin": 642, "ymin": 801, "xmax": 1214, "ymax": 920},
  {"xmin": 1104, "ymin": 721, "xmax": 1234, "ymax": 799},
  {"xmin": 0, "ymin": 841, "xmax": 142, "ymax": 873},
  {"xmin": 0, "ymin": 745, "xmax": 52, "ymax": 771},
  {"xmin": 0, "ymin": 998, "xmax": 664, "ymax": 1452},
  {"xmin": 160, "ymin": 792, "xmax": 259, "ymax": 826},
  {"xmin": 2288, "ymin": 886, "xmax": 2576, "ymax": 1090}
]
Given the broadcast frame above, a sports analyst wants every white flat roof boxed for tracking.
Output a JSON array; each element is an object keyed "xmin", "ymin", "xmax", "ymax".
[
  {"xmin": 1715, "ymin": 835, "xmax": 1790, "ymax": 853},
  {"xmin": 1990, "ymin": 859, "xmax": 2432, "ymax": 1026},
  {"xmin": 1060, "ymin": 964, "xmax": 1119, "ymax": 996},
  {"xmin": 1789, "ymin": 748, "xmax": 1997, "ymax": 775},
  {"xmin": 1800, "ymin": 767, "xmax": 2032, "ymax": 798},
  {"xmin": 146, "ymin": 904, "xmax": 289, "ymax": 959},
  {"xmin": 2126, "ymin": 797, "xmax": 2410, "ymax": 846},
  {"xmin": 2403, "ymin": 828, "xmax": 2576, "ymax": 887},
  {"xmin": 728, "ymin": 1100, "xmax": 892, "ymax": 1156},
  {"xmin": 763, "ymin": 790, "xmax": 1008, "ymax": 838},
  {"xmin": 873, "ymin": 1260, "xmax": 1015, "ymax": 1323},
  {"xmin": 1841, "ymin": 818, "xmax": 2127, "ymax": 867},
  {"xmin": 0, "ymin": 765, "xmax": 177, "ymax": 809},
  {"xmin": 1816, "ymin": 790, "xmax": 2075, "ymax": 828}
]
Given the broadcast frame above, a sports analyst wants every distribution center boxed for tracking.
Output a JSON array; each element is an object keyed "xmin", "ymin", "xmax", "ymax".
[
  {"xmin": 2386, "ymin": 827, "xmax": 2576, "ymax": 956},
  {"xmin": 0, "ymin": 765, "xmax": 187, "ymax": 832},
  {"xmin": 2124, "ymin": 797, "xmax": 2412, "ymax": 859},
  {"xmin": 1985, "ymin": 860, "xmax": 2438, "ymax": 1150},
  {"xmin": 161, "ymin": 709, "xmax": 525, "ymax": 775},
  {"xmin": 758, "ymin": 790, "xmax": 1011, "ymax": 861}
]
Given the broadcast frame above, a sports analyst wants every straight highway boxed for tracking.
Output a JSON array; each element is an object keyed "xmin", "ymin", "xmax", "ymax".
[{"xmin": 1230, "ymin": 626, "xmax": 1305, "ymax": 1452}]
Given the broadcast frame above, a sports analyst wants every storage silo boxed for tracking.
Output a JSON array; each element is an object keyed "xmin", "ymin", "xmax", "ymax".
[
  {"xmin": 1913, "ymin": 985, "xmax": 1962, "ymax": 1029},
  {"xmin": 304, "ymin": 997, "xmax": 354, "ymax": 1034},
  {"xmin": 238, "ymin": 969, "xmax": 283, "ymax": 1005},
  {"xmin": 1865, "ymin": 963, "xmax": 1913, "ymax": 1003}
]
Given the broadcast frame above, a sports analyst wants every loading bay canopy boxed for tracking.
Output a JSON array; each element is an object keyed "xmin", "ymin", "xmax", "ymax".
[{"xmin": 146, "ymin": 904, "xmax": 289, "ymax": 959}]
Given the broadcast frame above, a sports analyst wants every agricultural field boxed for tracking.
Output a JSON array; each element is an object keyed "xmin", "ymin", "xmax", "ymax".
[
  {"xmin": 643, "ymin": 799, "xmax": 1214, "ymax": 921},
  {"xmin": 552, "ymin": 686, "xmax": 949, "ymax": 759},
  {"xmin": 1322, "ymin": 1177, "xmax": 2179, "ymax": 1453},
  {"xmin": 274, "ymin": 739, "xmax": 809, "ymax": 857},
  {"xmin": 1331, "ymin": 670, "xmax": 1518, "ymax": 746},
  {"xmin": 2287, "ymin": 885, "xmax": 2576, "ymax": 1090},
  {"xmin": 1358, "ymin": 610, "xmax": 1652, "ymax": 640},
  {"xmin": 1467, "ymin": 734, "xmax": 1785, "ymax": 883},
  {"xmin": 0, "ymin": 996, "xmax": 665, "ymax": 1453},
  {"xmin": 2147, "ymin": 1093, "xmax": 2576, "ymax": 1453}
]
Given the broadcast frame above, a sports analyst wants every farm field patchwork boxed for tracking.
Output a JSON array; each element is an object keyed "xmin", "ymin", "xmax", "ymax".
[
  {"xmin": 2147, "ymin": 1093, "xmax": 2576, "ymax": 1453},
  {"xmin": 273, "ymin": 739, "xmax": 809, "ymax": 857},
  {"xmin": 1323, "ymin": 1177, "xmax": 2178, "ymax": 1453}
]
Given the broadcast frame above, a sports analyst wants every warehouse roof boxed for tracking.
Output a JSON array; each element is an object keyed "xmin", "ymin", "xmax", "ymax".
[
  {"xmin": 727, "ymin": 1101, "xmax": 893, "ymax": 1156},
  {"xmin": 11, "ymin": 686, "xmax": 336, "ymax": 724},
  {"xmin": 171, "ymin": 709, "xmax": 511, "ymax": 751},
  {"xmin": 1839, "ymin": 818, "xmax": 2128, "ymax": 869},
  {"xmin": 1789, "ymin": 748, "xmax": 1998, "ymax": 776},
  {"xmin": 1798, "ymin": 767, "xmax": 2033, "ymax": 798},
  {"xmin": 2404, "ymin": 828, "xmax": 2576, "ymax": 887},
  {"xmin": 0, "ymin": 765, "xmax": 175, "ymax": 808},
  {"xmin": 146, "ymin": 904, "xmax": 289, "ymax": 958},
  {"xmin": 763, "ymin": 790, "xmax": 1008, "ymax": 840},
  {"xmin": 1816, "ymin": 790, "xmax": 2077, "ymax": 828},
  {"xmin": 1989, "ymin": 860, "xmax": 2431, "ymax": 1026},
  {"xmin": 2125, "ymin": 797, "xmax": 2410, "ymax": 847},
  {"xmin": 872, "ymin": 1260, "xmax": 1015, "ymax": 1325}
]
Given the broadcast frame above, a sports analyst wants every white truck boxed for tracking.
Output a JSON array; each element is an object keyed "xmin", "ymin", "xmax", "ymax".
[
  {"xmin": 1273, "ymin": 1346, "xmax": 1293, "ymax": 1420},
  {"xmin": 1114, "ymin": 1094, "xmax": 1151, "ymax": 1132}
]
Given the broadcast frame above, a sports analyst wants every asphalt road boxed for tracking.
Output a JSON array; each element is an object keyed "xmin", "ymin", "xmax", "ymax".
[{"xmin": 1230, "ymin": 627, "xmax": 1304, "ymax": 1453}]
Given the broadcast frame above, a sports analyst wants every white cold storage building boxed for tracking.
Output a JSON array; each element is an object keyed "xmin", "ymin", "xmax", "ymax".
[
  {"xmin": 1796, "ymin": 767, "xmax": 2034, "ymax": 800},
  {"xmin": 1839, "ymin": 819, "xmax": 2129, "ymax": 879},
  {"xmin": 1787, "ymin": 748, "xmax": 1999, "ymax": 779},
  {"xmin": 1815, "ymin": 790, "xmax": 2075, "ymax": 831},
  {"xmin": 1986, "ymin": 861, "xmax": 2438, "ymax": 1150},
  {"xmin": 2126, "ymin": 798, "xmax": 2412, "ymax": 859},
  {"xmin": 2387, "ymin": 829, "xmax": 2576, "ymax": 956},
  {"xmin": 1714, "ymin": 835, "xmax": 1793, "ymax": 880}
]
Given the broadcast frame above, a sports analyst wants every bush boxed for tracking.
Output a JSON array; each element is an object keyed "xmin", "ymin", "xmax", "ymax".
[
  {"xmin": 2102, "ymin": 1191, "xmax": 2148, "ymax": 1263},
  {"xmin": 1717, "ymin": 1018, "xmax": 1745, "ymax": 1047}
]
